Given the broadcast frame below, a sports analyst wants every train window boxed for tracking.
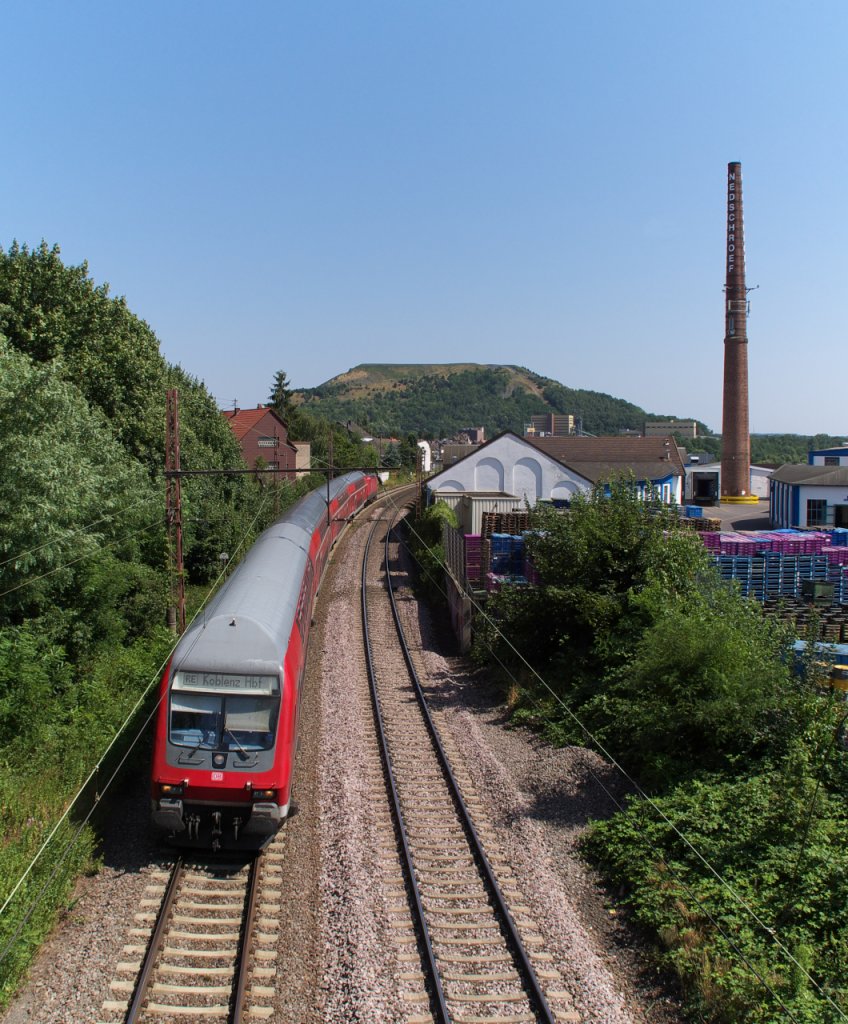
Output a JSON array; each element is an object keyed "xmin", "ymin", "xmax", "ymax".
[
  {"xmin": 223, "ymin": 696, "xmax": 279, "ymax": 751},
  {"xmin": 170, "ymin": 693, "xmax": 221, "ymax": 748},
  {"xmin": 296, "ymin": 561, "xmax": 314, "ymax": 636},
  {"xmin": 170, "ymin": 692, "xmax": 280, "ymax": 751}
]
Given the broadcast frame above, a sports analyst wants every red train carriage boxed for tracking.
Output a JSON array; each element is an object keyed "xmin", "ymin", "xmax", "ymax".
[{"xmin": 151, "ymin": 471, "xmax": 377, "ymax": 849}]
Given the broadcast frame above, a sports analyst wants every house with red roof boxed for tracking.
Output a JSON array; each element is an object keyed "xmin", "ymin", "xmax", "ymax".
[{"xmin": 221, "ymin": 405, "xmax": 298, "ymax": 479}]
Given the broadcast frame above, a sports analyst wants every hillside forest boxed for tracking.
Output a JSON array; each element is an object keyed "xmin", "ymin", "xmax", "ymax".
[
  {"xmin": 0, "ymin": 242, "xmax": 377, "ymax": 1003},
  {"xmin": 297, "ymin": 364, "xmax": 846, "ymax": 463}
]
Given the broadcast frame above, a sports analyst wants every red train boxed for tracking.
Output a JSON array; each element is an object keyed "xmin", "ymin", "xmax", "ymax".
[{"xmin": 151, "ymin": 471, "xmax": 378, "ymax": 849}]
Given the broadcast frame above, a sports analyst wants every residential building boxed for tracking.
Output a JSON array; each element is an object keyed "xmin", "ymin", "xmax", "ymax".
[{"xmin": 221, "ymin": 405, "xmax": 298, "ymax": 478}]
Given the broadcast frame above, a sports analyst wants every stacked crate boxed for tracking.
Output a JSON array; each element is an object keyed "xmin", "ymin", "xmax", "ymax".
[
  {"xmin": 464, "ymin": 534, "xmax": 483, "ymax": 587},
  {"xmin": 490, "ymin": 533, "xmax": 525, "ymax": 574},
  {"xmin": 711, "ymin": 545, "xmax": 848, "ymax": 605}
]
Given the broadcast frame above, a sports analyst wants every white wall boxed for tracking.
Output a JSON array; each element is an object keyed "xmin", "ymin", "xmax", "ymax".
[
  {"xmin": 426, "ymin": 433, "xmax": 590, "ymax": 504},
  {"xmin": 684, "ymin": 463, "xmax": 771, "ymax": 500},
  {"xmin": 798, "ymin": 484, "xmax": 848, "ymax": 527}
]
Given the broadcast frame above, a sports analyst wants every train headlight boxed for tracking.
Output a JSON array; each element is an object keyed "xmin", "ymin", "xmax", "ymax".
[
  {"xmin": 160, "ymin": 783, "xmax": 184, "ymax": 796},
  {"xmin": 252, "ymin": 788, "xmax": 276, "ymax": 801},
  {"xmin": 213, "ymin": 753, "xmax": 227, "ymax": 767}
]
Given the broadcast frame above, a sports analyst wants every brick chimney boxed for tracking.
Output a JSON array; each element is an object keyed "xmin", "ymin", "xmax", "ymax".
[{"xmin": 720, "ymin": 162, "xmax": 757, "ymax": 504}]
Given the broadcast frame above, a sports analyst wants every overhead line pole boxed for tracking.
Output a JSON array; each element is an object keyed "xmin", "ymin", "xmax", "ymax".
[
  {"xmin": 165, "ymin": 389, "xmax": 186, "ymax": 635},
  {"xmin": 165, "ymin": 400, "xmax": 386, "ymax": 629}
]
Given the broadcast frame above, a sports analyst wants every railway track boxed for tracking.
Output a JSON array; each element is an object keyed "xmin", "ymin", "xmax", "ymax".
[
  {"xmin": 361, "ymin": 509, "xmax": 579, "ymax": 1024},
  {"xmin": 100, "ymin": 842, "xmax": 283, "ymax": 1024}
]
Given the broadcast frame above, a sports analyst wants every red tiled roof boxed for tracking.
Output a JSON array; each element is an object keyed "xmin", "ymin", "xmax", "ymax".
[{"xmin": 221, "ymin": 407, "xmax": 283, "ymax": 441}]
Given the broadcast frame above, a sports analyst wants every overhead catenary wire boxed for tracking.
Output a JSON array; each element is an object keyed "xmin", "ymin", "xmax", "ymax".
[
  {"xmin": 0, "ymin": 493, "xmax": 159, "ymax": 571},
  {"xmin": 390, "ymin": 485, "xmax": 847, "ymax": 1021},
  {"xmin": 0, "ymin": 517, "xmax": 162, "ymax": 601},
  {"xmin": 435, "ymin": 593, "xmax": 809, "ymax": 1024},
  {"xmin": 0, "ymin": 491, "xmax": 272, "ymax": 969},
  {"xmin": 0, "ymin": 462, "xmax": 333, "ymax": 935}
]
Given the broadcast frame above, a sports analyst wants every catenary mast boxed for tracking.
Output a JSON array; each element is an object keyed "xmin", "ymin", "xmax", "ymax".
[{"xmin": 720, "ymin": 161, "xmax": 757, "ymax": 504}]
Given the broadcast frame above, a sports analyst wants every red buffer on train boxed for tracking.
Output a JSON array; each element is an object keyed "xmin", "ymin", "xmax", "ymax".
[{"xmin": 151, "ymin": 471, "xmax": 378, "ymax": 850}]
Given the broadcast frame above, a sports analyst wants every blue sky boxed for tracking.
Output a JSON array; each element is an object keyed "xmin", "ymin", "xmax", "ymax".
[{"xmin": 3, "ymin": 1, "xmax": 846, "ymax": 435}]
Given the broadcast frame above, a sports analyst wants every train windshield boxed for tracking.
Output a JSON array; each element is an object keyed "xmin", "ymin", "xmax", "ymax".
[{"xmin": 170, "ymin": 693, "xmax": 280, "ymax": 751}]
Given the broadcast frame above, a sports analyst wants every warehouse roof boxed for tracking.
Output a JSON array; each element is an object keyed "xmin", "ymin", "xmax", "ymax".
[
  {"xmin": 526, "ymin": 435, "xmax": 685, "ymax": 480},
  {"xmin": 771, "ymin": 464, "xmax": 848, "ymax": 486}
]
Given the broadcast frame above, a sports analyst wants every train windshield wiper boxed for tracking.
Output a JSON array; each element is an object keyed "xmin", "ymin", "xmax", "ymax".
[
  {"xmin": 224, "ymin": 728, "xmax": 250, "ymax": 758},
  {"xmin": 180, "ymin": 739, "xmax": 212, "ymax": 758}
]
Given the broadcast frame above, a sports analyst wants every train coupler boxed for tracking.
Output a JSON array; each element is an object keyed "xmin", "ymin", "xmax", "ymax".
[{"xmin": 211, "ymin": 811, "xmax": 223, "ymax": 852}]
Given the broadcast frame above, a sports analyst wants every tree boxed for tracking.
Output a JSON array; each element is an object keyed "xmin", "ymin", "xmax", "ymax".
[
  {"xmin": 399, "ymin": 433, "xmax": 421, "ymax": 469},
  {"xmin": 477, "ymin": 479, "xmax": 708, "ymax": 700},
  {"xmin": 0, "ymin": 339, "xmax": 161, "ymax": 627},
  {"xmin": 382, "ymin": 441, "xmax": 401, "ymax": 468},
  {"xmin": 0, "ymin": 241, "xmax": 167, "ymax": 471},
  {"xmin": 268, "ymin": 369, "xmax": 292, "ymax": 421}
]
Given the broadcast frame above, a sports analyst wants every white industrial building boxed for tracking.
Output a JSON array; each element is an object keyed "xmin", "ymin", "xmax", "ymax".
[
  {"xmin": 426, "ymin": 432, "xmax": 590, "ymax": 504},
  {"xmin": 425, "ymin": 431, "xmax": 686, "ymax": 507},
  {"xmin": 770, "ymin": 465, "xmax": 848, "ymax": 529}
]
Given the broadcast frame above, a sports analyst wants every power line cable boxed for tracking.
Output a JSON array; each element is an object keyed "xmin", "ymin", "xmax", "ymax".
[
  {"xmin": 391, "ymin": 492, "xmax": 847, "ymax": 1020},
  {"xmin": 0, "ymin": 491, "xmax": 272, "ymax": 968},
  {"xmin": 0, "ymin": 494, "xmax": 159, "ymax": 570},
  {"xmin": 0, "ymin": 518, "xmax": 161, "ymax": 601}
]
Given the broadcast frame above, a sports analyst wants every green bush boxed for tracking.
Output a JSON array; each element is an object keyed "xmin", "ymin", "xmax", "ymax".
[{"xmin": 471, "ymin": 480, "xmax": 848, "ymax": 1021}]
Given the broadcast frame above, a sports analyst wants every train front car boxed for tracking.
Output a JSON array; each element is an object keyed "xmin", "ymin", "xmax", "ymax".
[{"xmin": 151, "ymin": 472, "xmax": 373, "ymax": 850}]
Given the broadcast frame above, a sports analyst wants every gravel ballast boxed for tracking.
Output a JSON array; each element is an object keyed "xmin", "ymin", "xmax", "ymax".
[{"xmin": 1, "ymin": 493, "xmax": 684, "ymax": 1023}]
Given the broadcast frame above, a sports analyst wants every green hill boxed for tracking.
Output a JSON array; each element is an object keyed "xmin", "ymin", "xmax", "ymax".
[{"xmin": 293, "ymin": 363, "xmax": 700, "ymax": 439}]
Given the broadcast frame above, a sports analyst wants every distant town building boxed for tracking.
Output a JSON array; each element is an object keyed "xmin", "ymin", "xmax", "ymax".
[
  {"xmin": 808, "ymin": 445, "xmax": 848, "ymax": 467},
  {"xmin": 221, "ymin": 405, "xmax": 298, "ymax": 478},
  {"xmin": 462, "ymin": 427, "xmax": 486, "ymax": 444},
  {"xmin": 524, "ymin": 413, "xmax": 575, "ymax": 438},
  {"xmin": 293, "ymin": 441, "xmax": 311, "ymax": 472},
  {"xmin": 441, "ymin": 443, "xmax": 482, "ymax": 467},
  {"xmin": 644, "ymin": 420, "xmax": 698, "ymax": 439},
  {"xmin": 417, "ymin": 440, "xmax": 432, "ymax": 472}
]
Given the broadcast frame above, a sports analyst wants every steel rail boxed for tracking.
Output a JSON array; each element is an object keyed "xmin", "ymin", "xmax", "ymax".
[
  {"xmin": 124, "ymin": 857, "xmax": 184, "ymax": 1023},
  {"xmin": 124, "ymin": 854, "xmax": 260, "ymax": 1024},
  {"xmin": 384, "ymin": 513, "xmax": 558, "ymax": 1024},
  {"xmin": 231, "ymin": 854, "xmax": 261, "ymax": 1023},
  {"xmin": 361, "ymin": 516, "xmax": 451, "ymax": 1024}
]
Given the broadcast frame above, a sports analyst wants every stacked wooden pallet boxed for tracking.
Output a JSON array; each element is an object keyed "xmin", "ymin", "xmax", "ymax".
[{"xmin": 481, "ymin": 511, "xmax": 532, "ymax": 538}]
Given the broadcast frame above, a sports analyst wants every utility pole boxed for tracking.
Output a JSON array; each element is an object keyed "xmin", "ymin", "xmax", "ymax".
[
  {"xmin": 273, "ymin": 427, "xmax": 280, "ymax": 518},
  {"xmin": 166, "ymin": 389, "xmax": 186, "ymax": 634},
  {"xmin": 416, "ymin": 444, "xmax": 423, "ymax": 515},
  {"xmin": 326, "ymin": 432, "xmax": 334, "ymax": 528}
]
